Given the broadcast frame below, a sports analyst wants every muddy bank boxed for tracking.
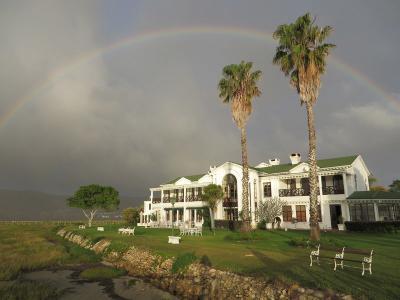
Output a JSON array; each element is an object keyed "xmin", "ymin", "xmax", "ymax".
[
  {"xmin": 58, "ymin": 229, "xmax": 353, "ymax": 300},
  {"xmin": 1, "ymin": 267, "xmax": 177, "ymax": 300}
]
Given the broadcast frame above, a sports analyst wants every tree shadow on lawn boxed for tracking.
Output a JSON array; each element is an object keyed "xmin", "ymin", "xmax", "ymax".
[{"xmin": 248, "ymin": 248, "xmax": 397, "ymax": 300}]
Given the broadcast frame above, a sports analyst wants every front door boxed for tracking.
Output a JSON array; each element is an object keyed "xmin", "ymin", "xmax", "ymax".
[{"xmin": 330, "ymin": 205, "xmax": 342, "ymax": 229}]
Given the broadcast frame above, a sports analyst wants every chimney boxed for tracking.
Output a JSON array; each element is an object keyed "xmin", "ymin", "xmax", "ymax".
[
  {"xmin": 268, "ymin": 158, "xmax": 280, "ymax": 166},
  {"xmin": 290, "ymin": 153, "xmax": 301, "ymax": 165}
]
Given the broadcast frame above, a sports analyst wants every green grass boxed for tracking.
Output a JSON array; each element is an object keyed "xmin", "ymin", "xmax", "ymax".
[
  {"xmin": 79, "ymin": 266, "xmax": 126, "ymax": 280},
  {"xmin": 0, "ymin": 223, "xmax": 100, "ymax": 280},
  {"xmin": 66, "ymin": 224, "xmax": 400, "ymax": 300}
]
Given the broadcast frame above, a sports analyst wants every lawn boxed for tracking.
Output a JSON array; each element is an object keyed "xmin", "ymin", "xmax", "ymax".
[
  {"xmin": 67, "ymin": 224, "xmax": 400, "ymax": 300},
  {"xmin": 0, "ymin": 223, "xmax": 100, "ymax": 280}
]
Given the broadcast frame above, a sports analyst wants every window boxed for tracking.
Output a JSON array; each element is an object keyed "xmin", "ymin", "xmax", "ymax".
[
  {"xmin": 282, "ymin": 205, "xmax": 292, "ymax": 222},
  {"xmin": 296, "ymin": 205, "xmax": 307, "ymax": 222},
  {"xmin": 149, "ymin": 204, "xmax": 151, "ymax": 210},
  {"xmin": 263, "ymin": 182, "xmax": 271, "ymax": 197},
  {"xmin": 349, "ymin": 203, "xmax": 375, "ymax": 221}
]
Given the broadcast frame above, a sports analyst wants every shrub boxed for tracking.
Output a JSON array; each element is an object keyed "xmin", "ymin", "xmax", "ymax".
[
  {"xmin": 200, "ymin": 255, "xmax": 212, "ymax": 267},
  {"xmin": 171, "ymin": 252, "xmax": 197, "ymax": 274},
  {"xmin": 214, "ymin": 220, "xmax": 243, "ymax": 231},
  {"xmin": 122, "ymin": 207, "xmax": 140, "ymax": 225},
  {"xmin": 257, "ymin": 220, "xmax": 267, "ymax": 230},
  {"xmin": 345, "ymin": 221, "xmax": 400, "ymax": 233}
]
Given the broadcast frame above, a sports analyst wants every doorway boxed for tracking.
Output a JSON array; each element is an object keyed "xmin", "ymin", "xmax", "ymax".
[{"xmin": 330, "ymin": 204, "xmax": 342, "ymax": 229}]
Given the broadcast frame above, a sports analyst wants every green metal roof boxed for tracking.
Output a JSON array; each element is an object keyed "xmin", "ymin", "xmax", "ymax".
[
  {"xmin": 164, "ymin": 155, "xmax": 359, "ymax": 184},
  {"xmin": 165, "ymin": 174, "xmax": 206, "ymax": 185},
  {"xmin": 348, "ymin": 191, "xmax": 400, "ymax": 200},
  {"xmin": 255, "ymin": 155, "xmax": 359, "ymax": 174}
]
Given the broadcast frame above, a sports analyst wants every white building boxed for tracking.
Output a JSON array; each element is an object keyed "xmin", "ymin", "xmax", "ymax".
[{"xmin": 139, "ymin": 154, "xmax": 380, "ymax": 229}]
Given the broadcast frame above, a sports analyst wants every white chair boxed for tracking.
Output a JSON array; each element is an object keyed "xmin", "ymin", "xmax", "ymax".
[
  {"xmin": 309, "ymin": 244, "xmax": 320, "ymax": 266},
  {"xmin": 334, "ymin": 247, "xmax": 345, "ymax": 270},
  {"xmin": 78, "ymin": 225, "xmax": 86, "ymax": 229},
  {"xmin": 362, "ymin": 250, "xmax": 373, "ymax": 276}
]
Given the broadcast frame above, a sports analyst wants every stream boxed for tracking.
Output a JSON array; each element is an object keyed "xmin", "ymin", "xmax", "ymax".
[{"xmin": 2, "ymin": 268, "xmax": 177, "ymax": 300}]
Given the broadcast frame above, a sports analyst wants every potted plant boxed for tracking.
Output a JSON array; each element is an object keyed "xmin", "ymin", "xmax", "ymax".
[{"xmin": 337, "ymin": 215, "xmax": 345, "ymax": 231}]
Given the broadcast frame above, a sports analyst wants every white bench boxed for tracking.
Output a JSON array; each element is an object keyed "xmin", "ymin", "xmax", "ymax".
[
  {"xmin": 309, "ymin": 244, "xmax": 320, "ymax": 266},
  {"xmin": 168, "ymin": 236, "xmax": 181, "ymax": 244},
  {"xmin": 78, "ymin": 225, "xmax": 86, "ymax": 229},
  {"xmin": 334, "ymin": 247, "xmax": 345, "ymax": 270},
  {"xmin": 362, "ymin": 250, "xmax": 373, "ymax": 276},
  {"xmin": 97, "ymin": 226, "xmax": 104, "ymax": 231},
  {"xmin": 118, "ymin": 227, "xmax": 135, "ymax": 236}
]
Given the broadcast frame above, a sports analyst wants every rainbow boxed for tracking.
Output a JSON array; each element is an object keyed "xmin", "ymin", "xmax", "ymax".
[{"xmin": 1, "ymin": 26, "xmax": 398, "ymax": 128}]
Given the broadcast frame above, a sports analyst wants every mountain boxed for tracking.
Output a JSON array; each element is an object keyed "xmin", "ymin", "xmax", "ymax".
[{"xmin": 0, "ymin": 189, "xmax": 144, "ymax": 221}]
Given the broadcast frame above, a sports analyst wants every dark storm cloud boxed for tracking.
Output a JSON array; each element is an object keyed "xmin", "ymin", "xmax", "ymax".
[{"xmin": 0, "ymin": 0, "xmax": 399, "ymax": 197}]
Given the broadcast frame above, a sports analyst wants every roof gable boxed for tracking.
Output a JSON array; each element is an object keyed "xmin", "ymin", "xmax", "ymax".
[
  {"xmin": 256, "ymin": 155, "xmax": 359, "ymax": 175},
  {"xmin": 164, "ymin": 174, "xmax": 206, "ymax": 185}
]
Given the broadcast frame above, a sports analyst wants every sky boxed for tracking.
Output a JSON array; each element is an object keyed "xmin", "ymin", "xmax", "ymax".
[{"xmin": 0, "ymin": 0, "xmax": 399, "ymax": 197}]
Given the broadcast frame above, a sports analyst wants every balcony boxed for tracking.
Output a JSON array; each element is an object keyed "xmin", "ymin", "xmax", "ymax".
[
  {"xmin": 322, "ymin": 186, "xmax": 344, "ymax": 195},
  {"xmin": 162, "ymin": 196, "xmax": 170, "ymax": 203},
  {"xmin": 186, "ymin": 195, "xmax": 202, "ymax": 202},
  {"xmin": 223, "ymin": 198, "xmax": 238, "ymax": 208},
  {"xmin": 279, "ymin": 188, "xmax": 310, "ymax": 197},
  {"xmin": 152, "ymin": 197, "xmax": 161, "ymax": 204}
]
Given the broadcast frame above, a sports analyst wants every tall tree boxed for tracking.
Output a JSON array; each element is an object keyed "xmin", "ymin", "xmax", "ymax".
[
  {"xmin": 218, "ymin": 61, "xmax": 262, "ymax": 231},
  {"xmin": 273, "ymin": 13, "xmax": 335, "ymax": 240},
  {"xmin": 201, "ymin": 184, "xmax": 224, "ymax": 234},
  {"xmin": 67, "ymin": 184, "xmax": 120, "ymax": 227}
]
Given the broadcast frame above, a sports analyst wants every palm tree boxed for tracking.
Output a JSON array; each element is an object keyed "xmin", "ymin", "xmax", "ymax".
[
  {"xmin": 218, "ymin": 61, "xmax": 262, "ymax": 231},
  {"xmin": 273, "ymin": 13, "xmax": 335, "ymax": 240}
]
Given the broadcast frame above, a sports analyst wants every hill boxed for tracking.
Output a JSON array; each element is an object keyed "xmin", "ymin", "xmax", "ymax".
[{"xmin": 0, "ymin": 189, "xmax": 144, "ymax": 220}]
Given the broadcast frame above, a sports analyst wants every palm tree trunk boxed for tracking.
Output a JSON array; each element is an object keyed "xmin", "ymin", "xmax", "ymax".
[
  {"xmin": 209, "ymin": 207, "xmax": 215, "ymax": 235},
  {"xmin": 306, "ymin": 102, "xmax": 320, "ymax": 241},
  {"xmin": 240, "ymin": 126, "xmax": 250, "ymax": 231}
]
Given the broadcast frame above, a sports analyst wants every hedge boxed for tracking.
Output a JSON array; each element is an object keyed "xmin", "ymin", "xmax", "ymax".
[
  {"xmin": 214, "ymin": 220, "xmax": 243, "ymax": 231},
  {"xmin": 344, "ymin": 221, "xmax": 400, "ymax": 233}
]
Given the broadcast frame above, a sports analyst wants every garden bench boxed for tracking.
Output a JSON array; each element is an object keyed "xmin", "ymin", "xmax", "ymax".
[
  {"xmin": 118, "ymin": 227, "xmax": 135, "ymax": 235},
  {"xmin": 78, "ymin": 225, "xmax": 86, "ymax": 229},
  {"xmin": 168, "ymin": 236, "xmax": 181, "ymax": 244},
  {"xmin": 310, "ymin": 245, "xmax": 374, "ymax": 276},
  {"xmin": 97, "ymin": 226, "xmax": 104, "ymax": 231}
]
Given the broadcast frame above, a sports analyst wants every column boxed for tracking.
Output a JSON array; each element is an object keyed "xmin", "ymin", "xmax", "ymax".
[
  {"xmin": 194, "ymin": 209, "xmax": 197, "ymax": 224},
  {"xmin": 161, "ymin": 189, "xmax": 164, "ymax": 203},
  {"xmin": 140, "ymin": 213, "xmax": 143, "ymax": 224},
  {"xmin": 318, "ymin": 175, "xmax": 325, "ymax": 227},
  {"xmin": 343, "ymin": 173, "xmax": 348, "ymax": 197},
  {"xmin": 176, "ymin": 209, "xmax": 179, "ymax": 225},
  {"xmin": 183, "ymin": 187, "xmax": 187, "ymax": 223},
  {"xmin": 150, "ymin": 190, "xmax": 154, "ymax": 202},
  {"xmin": 169, "ymin": 210, "xmax": 173, "ymax": 224},
  {"xmin": 373, "ymin": 203, "xmax": 379, "ymax": 221}
]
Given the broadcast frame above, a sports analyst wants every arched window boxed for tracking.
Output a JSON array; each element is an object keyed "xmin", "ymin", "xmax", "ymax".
[{"xmin": 222, "ymin": 174, "xmax": 237, "ymax": 199}]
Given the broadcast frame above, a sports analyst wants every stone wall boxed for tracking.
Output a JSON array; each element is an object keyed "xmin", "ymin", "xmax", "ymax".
[{"xmin": 57, "ymin": 229, "xmax": 351, "ymax": 300}]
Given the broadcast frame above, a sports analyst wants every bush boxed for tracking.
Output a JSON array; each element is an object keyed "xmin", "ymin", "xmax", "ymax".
[
  {"xmin": 257, "ymin": 220, "xmax": 267, "ymax": 230},
  {"xmin": 201, "ymin": 208, "xmax": 211, "ymax": 230},
  {"xmin": 200, "ymin": 255, "xmax": 212, "ymax": 267},
  {"xmin": 122, "ymin": 207, "xmax": 140, "ymax": 225},
  {"xmin": 214, "ymin": 220, "xmax": 243, "ymax": 231},
  {"xmin": 171, "ymin": 252, "xmax": 197, "ymax": 274},
  {"xmin": 345, "ymin": 221, "xmax": 400, "ymax": 233}
]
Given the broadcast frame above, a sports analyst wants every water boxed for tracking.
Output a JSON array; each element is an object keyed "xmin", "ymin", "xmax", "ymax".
[{"xmin": 17, "ymin": 269, "xmax": 177, "ymax": 300}]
